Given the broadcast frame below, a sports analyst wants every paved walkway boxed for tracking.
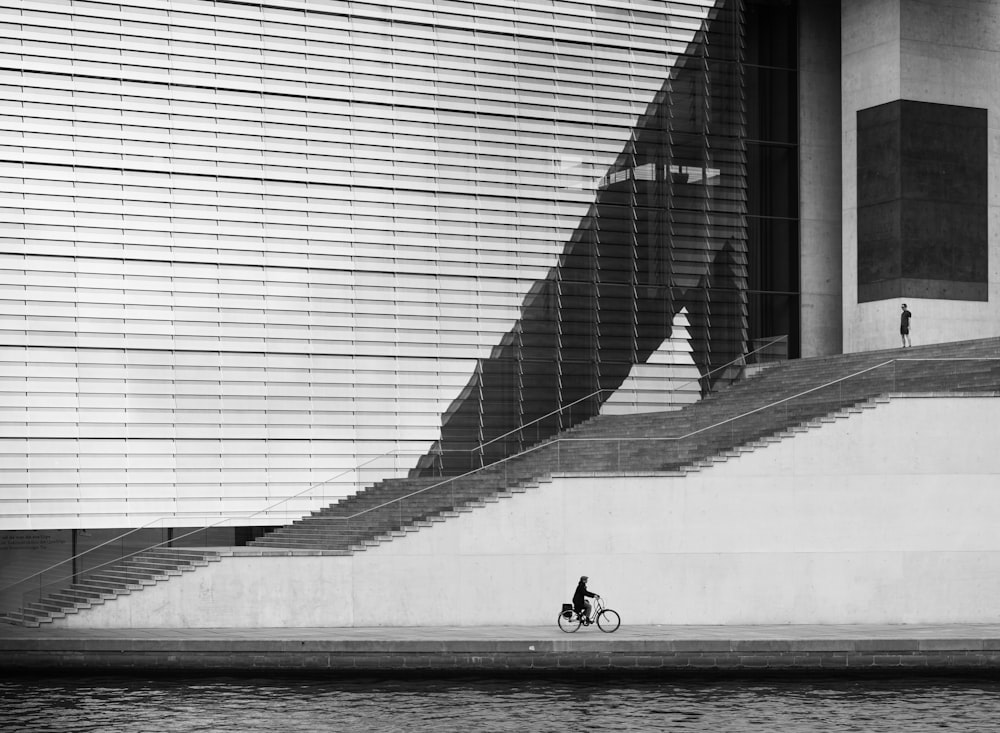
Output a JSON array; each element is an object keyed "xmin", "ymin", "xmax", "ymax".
[
  {"xmin": 5, "ymin": 623, "xmax": 1000, "ymax": 674},
  {"xmin": 4, "ymin": 621, "xmax": 1000, "ymax": 642}
]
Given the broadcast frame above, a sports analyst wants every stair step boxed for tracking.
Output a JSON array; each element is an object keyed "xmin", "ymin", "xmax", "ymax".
[
  {"xmin": 25, "ymin": 602, "xmax": 68, "ymax": 617},
  {"xmin": 90, "ymin": 571, "xmax": 162, "ymax": 585},
  {"xmin": 48, "ymin": 594, "xmax": 95, "ymax": 609},
  {"xmin": 0, "ymin": 611, "xmax": 45, "ymax": 627},
  {"xmin": 72, "ymin": 582, "xmax": 130, "ymax": 597},
  {"xmin": 237, "ymin": 340, "xmax": 1000, "ymax": 554}
]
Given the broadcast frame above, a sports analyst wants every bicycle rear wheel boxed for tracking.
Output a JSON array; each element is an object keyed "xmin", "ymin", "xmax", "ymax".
[
  {"xmin": 597, "ymin": 608, "xmax": 620, "ymax": 632},
  {"xmin": 558, "ymin": 610, "xmax": 582, "ymax": 633}
]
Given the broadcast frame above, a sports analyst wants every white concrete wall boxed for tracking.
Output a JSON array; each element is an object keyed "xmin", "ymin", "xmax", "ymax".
[
  {"xmin": 842, "ymin": 0, "xmax": 1000, "ymax": 352},
  {"xmin": 59, "ymin": 395, "xmax": 1000, "ymax": 628},
  {"xmin": 842, "ymin": 0, "xmax": 901, "ymax": 353}
]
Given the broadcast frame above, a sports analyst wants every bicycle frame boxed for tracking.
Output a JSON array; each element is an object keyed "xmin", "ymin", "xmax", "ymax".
[
  {"xmin": 578, "ymin": 596, "xmax": 606, "ymax": 623},
  {"xmin": 559, "ymin": 595, "xmax": 619, "ymax": 633}
]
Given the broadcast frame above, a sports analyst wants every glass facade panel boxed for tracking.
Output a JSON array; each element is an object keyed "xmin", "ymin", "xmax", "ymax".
[
  {"xmin": 422, "ymin": 2, "xmax": 751, "ymax": 473},
  {"xmin": 0, "ymin": 0, "xmax": 801, "ymax": 528},
  {"xmin": 745, "ymin": 0, "xmax": 799, "ymax": 359}
]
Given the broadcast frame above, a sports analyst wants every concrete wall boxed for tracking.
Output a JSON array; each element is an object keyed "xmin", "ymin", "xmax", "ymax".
[
  {"xmin": 799, "ymin": 0, "xmax": 843, "ymax": 357},
  {"xmin": 58, "ymin": 395, "xmax": 1000, "ymax": 628},
  {"xmin": 842, "ymin": 0, "xmax": 1000, "ymax": 352}
]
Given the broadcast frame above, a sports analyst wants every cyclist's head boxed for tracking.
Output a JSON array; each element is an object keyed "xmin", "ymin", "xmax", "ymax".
[{"xmin": 580, "ymin": 575, "xmax": 588, "ymax": 582}]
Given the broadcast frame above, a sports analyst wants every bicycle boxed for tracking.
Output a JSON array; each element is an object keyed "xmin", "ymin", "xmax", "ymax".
[{"xmin": 557, "ymin": 596, "xmax": 621, "ymax": 633}]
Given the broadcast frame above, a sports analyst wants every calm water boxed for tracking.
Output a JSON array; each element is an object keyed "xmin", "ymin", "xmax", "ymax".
[{"xmin": 4, "ymin": 675, "xmax": 1000, "ymax": 732}]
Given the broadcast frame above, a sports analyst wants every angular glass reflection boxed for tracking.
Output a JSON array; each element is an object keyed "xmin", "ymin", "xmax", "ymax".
[{"xmin": 419, "ymin": 2, "xmax": 749, "ymax": 474}]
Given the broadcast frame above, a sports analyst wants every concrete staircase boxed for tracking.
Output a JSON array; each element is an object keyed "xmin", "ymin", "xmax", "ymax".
[
  {"xmin": 0, "ymin": 547, "xmax": 221, "ymax": 628},
  {"xmin": 6, "ymin": 337, "xmax": 998, "ymax": 627},
  {"xmin": 563, "ymin": 337, "xmax": 1000, "ymax": 473},
  {"xmin": 250, "ymin": 337, "xmax": 1000, "ymax": 553},
  {"xmin": 250, "ymin": 473, "xmax": 550, "ymax": 553}
]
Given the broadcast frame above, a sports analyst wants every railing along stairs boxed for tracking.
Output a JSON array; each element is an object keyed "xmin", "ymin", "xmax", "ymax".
[
  {"xmin": 6, "ymin": 336, "xmax": 1000, "ymax": 626},
  {"xmin": 0, "ymin": 336, "xmax": 786, "ymax": 626},
  {"xmin": 250, "ymin": 338, "xmax": 1000, "ymax": 554}
]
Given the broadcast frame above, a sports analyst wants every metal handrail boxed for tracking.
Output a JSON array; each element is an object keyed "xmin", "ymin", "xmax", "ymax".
[
  {"xmin": 650, "ymin": 355, "xmax": 1000, "ymax": 442},
  {"xmin": 335, "ymin": 336, "xmax": 790, "ymax": 521},
  {"xmin": 0, "ymin": 334, "xmax": 792, "ymax": 599},
  {"xmin": 340, "ymin": 355, "xmax": 998, "ymax": 522},
  {"xmin": 462, "ymin": 333, "xmax": 788, "ymax": 459},
  {"xmin": 0, "ymin": 449, "xmax": 421, "ymax": 595},
  {"xmin": 1, "ymin": 336, "xmax": 788, "ymax": 601},
  {"xmin": 3, "ymin": 353, "xmax": 990, "ymax": 608},
  {"xmin": 626, "ymin": 357, "xmax": 894, "ymax": 443},
  {"xmin": 554, "ymin": 356, "xmax": 1000, "ymax": 445}
]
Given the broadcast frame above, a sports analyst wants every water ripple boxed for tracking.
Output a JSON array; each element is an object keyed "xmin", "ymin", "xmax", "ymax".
[{"xmin": 4, "ymin": 676, "xmax": 1000, "ymax": 732}]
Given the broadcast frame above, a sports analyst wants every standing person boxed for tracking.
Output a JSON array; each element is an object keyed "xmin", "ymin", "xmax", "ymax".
[
  {"xmin": 573, "ymin": 575, "xmax": 598, "ymax": 620},
  {"xmin": 900, "ymin": 303, "xmax": 912, "ymax": 348}
]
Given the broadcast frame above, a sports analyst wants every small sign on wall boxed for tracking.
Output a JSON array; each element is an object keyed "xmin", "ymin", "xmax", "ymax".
[{"xmin": 0, "ymin": 531, "xmax": 72, "ymax": 593}]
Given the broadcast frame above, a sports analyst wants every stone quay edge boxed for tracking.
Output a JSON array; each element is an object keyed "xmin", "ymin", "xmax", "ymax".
[{"xmin": 4, "ymin": 624, "xmax": 1000, "ymax": 675}]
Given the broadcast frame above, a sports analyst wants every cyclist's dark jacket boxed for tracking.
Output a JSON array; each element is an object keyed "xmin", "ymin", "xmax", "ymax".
[{"xmin": 573, "ymin": 581, "xmax": 596, "ymax": 611}]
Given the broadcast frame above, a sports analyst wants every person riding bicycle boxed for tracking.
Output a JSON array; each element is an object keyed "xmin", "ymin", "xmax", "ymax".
[{"xmin": 573, "ymin": 575, "xmax": 599, "ymax": 620}]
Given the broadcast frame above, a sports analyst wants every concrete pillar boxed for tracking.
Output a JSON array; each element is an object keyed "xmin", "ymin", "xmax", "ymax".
[{"xmin": 842, "ymin": 0, "xmax": 1000, "ymax": 352}]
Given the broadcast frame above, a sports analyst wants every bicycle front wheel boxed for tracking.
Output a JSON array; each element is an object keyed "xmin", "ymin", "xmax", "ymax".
[
  {"xmin": 597, "ymin": 608, "xmax": 620, "ymax": 633},
  {"xmin": 558, "ymin": 610, "xmax": 582, "ymax": 633}
]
